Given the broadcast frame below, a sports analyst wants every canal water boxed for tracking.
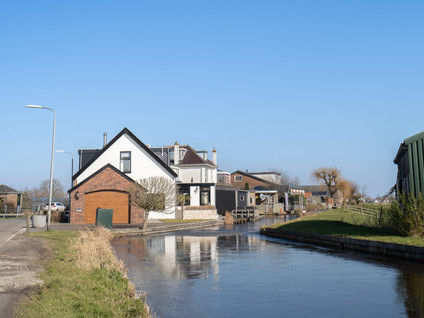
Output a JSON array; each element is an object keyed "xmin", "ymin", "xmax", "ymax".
[{"xmin": 112, "ymin": 217, "xmax": 424, "ymax": 318}]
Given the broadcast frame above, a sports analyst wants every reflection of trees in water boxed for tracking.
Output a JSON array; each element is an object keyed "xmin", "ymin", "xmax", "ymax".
[{"xmin": 397, "ymin": 271, "xmax": 424, "ymax": 318}]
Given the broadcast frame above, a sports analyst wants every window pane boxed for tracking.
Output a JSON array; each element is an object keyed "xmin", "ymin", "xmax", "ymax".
[
  {"xmin": 120, "ymin": 152, "xmax": 131, "ymax": 172},
  {"xmin": 201, "ymin": 192, "xmax": 209, "ymax": 205}
]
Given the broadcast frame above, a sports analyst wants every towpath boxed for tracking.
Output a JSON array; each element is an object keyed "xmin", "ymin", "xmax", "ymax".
[{"xmin": 0, "ymin": 219, "xmax": 48, "ymax": 317}]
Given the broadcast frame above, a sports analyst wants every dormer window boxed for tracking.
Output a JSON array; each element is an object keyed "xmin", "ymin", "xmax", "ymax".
[
  {"xmin": 179, "ymin": 149, "xmax": 186, "ymax": 160},
  {"xmin": 120, "ymin": 151, "xmax": 131, "ymax": 173}
]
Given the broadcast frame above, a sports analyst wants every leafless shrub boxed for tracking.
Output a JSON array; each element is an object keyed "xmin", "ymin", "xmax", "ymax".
[{"xmin": 128, "ymin": 176, "xmax": 178, "ymax": 230}]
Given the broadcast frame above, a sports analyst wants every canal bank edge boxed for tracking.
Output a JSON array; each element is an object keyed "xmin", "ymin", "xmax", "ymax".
[
  {"xmin": 260, "ymin": 228, "xmax": 424, "ymax": 261},
  {"xmin": 113, "ymin": 219, "xmax": 224, "ymax": 236}
]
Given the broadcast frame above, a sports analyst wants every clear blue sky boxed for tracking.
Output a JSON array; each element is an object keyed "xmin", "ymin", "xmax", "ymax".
[{"xmin": 1, "ymin": 0, "xmax": 423, "ymax": 198}]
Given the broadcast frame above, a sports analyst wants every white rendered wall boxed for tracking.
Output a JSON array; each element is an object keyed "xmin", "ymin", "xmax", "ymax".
[
  {"xmin": 210, "ymin": 185, "xmax": 216, "ymax": 206},
  {"xmin": 76, "ymin": 134, "xmax": 174, "ymax": 184},
  {"xmin": 177, "ymin": 166, "xmax": 217, "ymax": 184},
  {"xmin": 178, "ymin": 166, "xmax": 201, "ymax": 183},
  {"xmin": 190, "ymin": 186, "xmax": 200, "ymax": 206},
  {"xmin": 75, "ymin": 133, "xmax": 177, "ymax": 219}
]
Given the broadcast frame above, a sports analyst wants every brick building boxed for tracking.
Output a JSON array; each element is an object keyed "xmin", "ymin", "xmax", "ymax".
[
  {"xmin": 230, "ymin": 170, "xmax": 270, "ymax": 190},
  {"xmin": 69, "ymin": 164, "xmax": 144, "ymax": 225}
]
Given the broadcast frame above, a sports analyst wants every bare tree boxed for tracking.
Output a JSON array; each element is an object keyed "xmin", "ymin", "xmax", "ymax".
[
  {"xmin": 128, "ymin": 176, "xmax": 178, "ymax": 230},
  {"xmin": 25, "ymin": 179, "xmax": 66, "ymax": 200},
  {"xmin": 311, "ymin": 167, "xmax": 342, "ymax": 198},
  {"xmin": 266, "ymin": 169, "xmax": 300, "ymax": 185},
  {"xmin": 338, "ymin": 179, "xmax": 352, "ymax": 205},
  {"xmin": 290, "ymin": 176, "xmax": 301, "ymax": 186}
]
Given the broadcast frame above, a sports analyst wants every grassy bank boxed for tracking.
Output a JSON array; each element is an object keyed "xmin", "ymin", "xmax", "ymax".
[
  {"xmin": 16, "ymin": 228, "xmax": 150, "ymax": 318},
  {"xmin": 269, "ymin": 210, "xmax": 424, "ymax": 247}
]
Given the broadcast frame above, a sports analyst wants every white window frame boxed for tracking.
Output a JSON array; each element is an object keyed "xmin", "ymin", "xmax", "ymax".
[{"xmin": 234, "ymin": 175, "xmax": 243, "ymax": 182}]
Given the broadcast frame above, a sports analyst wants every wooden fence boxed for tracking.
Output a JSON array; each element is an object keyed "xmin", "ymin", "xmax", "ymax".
[{"xmin": 344, "ymin": 205, "xmax": 380, "ymax": 218}]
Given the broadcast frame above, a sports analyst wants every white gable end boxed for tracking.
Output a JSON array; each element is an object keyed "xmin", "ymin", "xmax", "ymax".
[{"xmin": 76, "ymin": 133, "xmax": 175, "ymax": 185}]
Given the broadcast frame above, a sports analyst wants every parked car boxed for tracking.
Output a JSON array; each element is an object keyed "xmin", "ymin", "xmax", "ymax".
[{"xmin": 43, "ymin": 202, "xmax": 66, "ymax": 212}]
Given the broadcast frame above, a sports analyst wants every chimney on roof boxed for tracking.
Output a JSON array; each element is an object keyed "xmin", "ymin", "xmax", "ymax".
[
  {"xmin": 174, "ymin": 141, "xmax": 179, "ymax": 164},
  {"xmin": 103, "ymin": 133, "xmax": 107, "ymax": 148},
  {"xmin": 212, "ymin": 147, "xmax": 217, "ymax": 165}
]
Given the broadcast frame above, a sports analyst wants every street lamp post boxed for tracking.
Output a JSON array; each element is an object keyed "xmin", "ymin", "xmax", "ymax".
[
  {"xmin": 56, "ymin": 150, "xmax": 73, "ymax": 220},
  {"xmin": 26, "ymin": 105, "xmax": 56, "ymax": 231}
]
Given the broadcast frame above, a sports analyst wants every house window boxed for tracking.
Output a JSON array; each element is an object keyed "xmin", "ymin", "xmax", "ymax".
[
  {"xmin": 120, "ymin": 151, "xmax": 131, "ymax": 173},
  {"xmin": 240, "ymin": 195, "xmax": 245, "ymax": 201},
  {"xmin": 250, "ymin": 197, "xmax": 253, "ymax": 204},
  {"xmin": 200, "ymin": 186, "xmax": 210, "ymax": 205},
  {"xmin": 234, "ymin": 175, "xmax": 243, "ymax": 182}
]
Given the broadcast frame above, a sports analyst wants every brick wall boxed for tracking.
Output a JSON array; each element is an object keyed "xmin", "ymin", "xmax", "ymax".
[
  {"xmin": 70, "ymin": 166, "xmax": 144, "ymax": 225},
  {"xmin": 182, "ymin": 209, "xmax": 219, "ymax": 220},
  {"xmin": 231, "ymin": 172, "xmax": 267, "ymax": 190}
]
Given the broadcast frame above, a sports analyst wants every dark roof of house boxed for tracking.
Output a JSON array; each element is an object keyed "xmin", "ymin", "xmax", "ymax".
[
  {"xmin": 68, "ymin": 164, "xmax": 136, "ymax": 193},
  {"xmin": 0, "ymin": 184, "xmax": 21, "ymax": 194},
  {"xmin": 78, "ymin": 149, "xmax": 102, "ymax": 170},
  {"xmin": 250, "ymin": 171, "xmax": 281, "ymax": 176},
  {"xmin": 302, "ymin": 185, "xmax": 329, "ymax": 195},
  {"xmin": 231, "ymin": 170, "xmax": 270, "ymax": 183},
  {"xmin": 73, "ymin": 128, "xmax": 178, "ymax": 180},
  {"xmin": 179, "ymin": 146, "xmax": 215, "ymax": 166}
]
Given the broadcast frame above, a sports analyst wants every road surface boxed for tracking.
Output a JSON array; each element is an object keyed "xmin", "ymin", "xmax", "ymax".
[{"xmin": 0, "ymin": 218, "xmax": 47, "ymax": 317}]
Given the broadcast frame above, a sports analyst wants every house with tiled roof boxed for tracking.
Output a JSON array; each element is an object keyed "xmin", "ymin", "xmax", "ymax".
[
  {"xmin": 151, "ymin": 143, "xmax": 219, "ymax": 219},
  {"xmin": 230, "ymin": 170, "xmax": 271, "ymax": 190}
]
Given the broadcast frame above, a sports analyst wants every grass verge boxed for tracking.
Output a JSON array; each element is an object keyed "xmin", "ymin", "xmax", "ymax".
[
  {"xmin": 268, "ymin": 210, "xmax": 424, "ymax": 247},
  {"xmin": 16, "ymin": 228, "xmax": 151, "ymax": 318}
]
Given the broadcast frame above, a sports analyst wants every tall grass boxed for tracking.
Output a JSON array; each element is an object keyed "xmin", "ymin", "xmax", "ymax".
[{"xmin": 16, "ymin": 228, "xmax": 151, "ymax": 318}]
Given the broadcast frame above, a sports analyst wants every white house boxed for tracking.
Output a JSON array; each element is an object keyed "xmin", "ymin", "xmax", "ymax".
[
  {"xmin": 70, "ymin": 128, "xmax": 178, "ymax": 224},
  {"xmin": 150, "ymin": 143, "xmax": 219, "ymax": 219}
]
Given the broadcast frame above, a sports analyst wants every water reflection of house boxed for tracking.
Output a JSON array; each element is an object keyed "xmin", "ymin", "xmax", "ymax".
[{"xmin": 143, "ymin": 235, "xmax": 219, "ymax": 280}]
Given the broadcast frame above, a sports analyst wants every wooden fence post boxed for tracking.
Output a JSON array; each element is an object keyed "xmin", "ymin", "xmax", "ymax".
[{"xmin": 26, "ymin": 213, "xmax": 31, "ymax": 233}]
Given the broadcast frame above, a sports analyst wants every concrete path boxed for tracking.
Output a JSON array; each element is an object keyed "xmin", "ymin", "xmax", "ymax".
[{"xmin": 0, "ymin": 219, "xmax": 27, "ymax": 245}]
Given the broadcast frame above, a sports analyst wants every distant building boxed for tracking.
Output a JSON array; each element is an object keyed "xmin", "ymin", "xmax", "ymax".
[
  {"xmin": 230, "ymin": 170, "xmax": 271, "ymax": 190},
  {"xmin": 0, "ymin": 184, "xmax": 23, "ymax": 212},
  {"xmin": 302, "ymin": 185, "xmax": 329, "ymax": 204}
]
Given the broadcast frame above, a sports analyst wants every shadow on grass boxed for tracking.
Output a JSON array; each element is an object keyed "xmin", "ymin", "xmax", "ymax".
[{"xmin": 276, "ymin": 220, "xmax": 400, "ymax": 238}]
